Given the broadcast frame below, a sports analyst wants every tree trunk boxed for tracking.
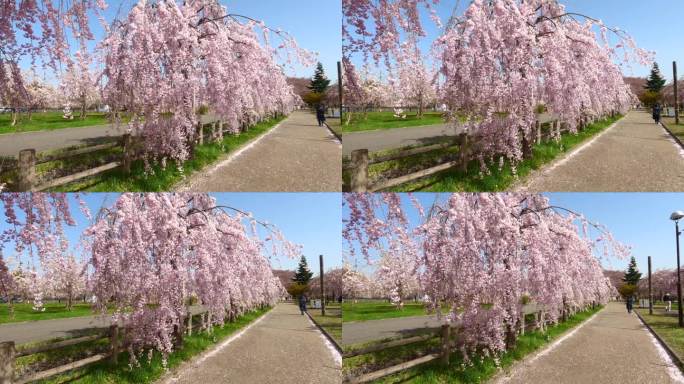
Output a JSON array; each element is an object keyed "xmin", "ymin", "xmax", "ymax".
[
  {"xmin": 521, "ymin": 129, "xmax": 534, "ymax": 160},
  {"xmin": 417, "ymin": 92, "xmax": 424, "ymax": 119},
  {"xmin": 11, "ymin": 109, "xmax": 18, "ymax": 127}
]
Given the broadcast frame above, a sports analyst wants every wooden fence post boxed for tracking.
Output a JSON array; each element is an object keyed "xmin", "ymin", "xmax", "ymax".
[
  {"xmin": 109, "ymin": 325, "xmax": 119, "ymax": 365},
  {"xmin": 520, "ymin": 311, "xmax": 525, "ymax": 336},
  {"xmin": 350, "ymin": 149, "xmax": 369, "ymax": 192},
  {"xmin": 198, "ymin": 122, "xmax": 204, "ymax": 145},
  {"xmin": 441, "ymin": 324, "xmax": 450, "ymax": 366},
  {"xmin": 0, "ymin": 341, "xmax": 14, "ymax": 384},
  {"xmin": 18, "ymin": 149, "xmax": 36, "ymax": 191},
  {"xmin": 458, "ymin": 133, "xmax": 469, "ymax": 173},
  {"xmin": 122, "ymin": 134, "xmax": 132, "ymax": 175}
]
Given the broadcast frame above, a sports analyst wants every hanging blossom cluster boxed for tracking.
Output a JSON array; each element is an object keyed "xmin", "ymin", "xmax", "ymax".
[
  {"xmin": 83, "ymin": 193, "xmax": 296, "ymax": 366},
  {"xmin": 0, "ymin": 0, "xmax": 106, "ymax": 106},
  {"xmin": 389, "ymin": 38, "xmax": 438, "ymax": 115},
  {"xmin": 343, "ymin": 0, "xmax": 440, "ymax": 65},
  {"xmin": 0, "ymin": 193, "xmax": 78, "ymax": 261},
  {"xmin": 342, "ymin": 0, "xmax": 441, "ymax": 115},
  {"xmin": 436, "ymin": 0, "xmax": 652, "ymax": 168},
  {"xmin": 100, "ymin": 0, "xmax": 313, "ymax": 167},
  {"xmin": 0, "ymin": 193, "xmax": 90, "ymax": 313},
  {"xmin": 343, "ymin": 192, "xmax": 629, "ymax": 363}
]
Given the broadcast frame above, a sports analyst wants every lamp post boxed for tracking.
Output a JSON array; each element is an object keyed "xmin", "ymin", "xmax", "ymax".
[{"xmin": 670, "ymin": 211, "xmax": 684, "ymax": 327}]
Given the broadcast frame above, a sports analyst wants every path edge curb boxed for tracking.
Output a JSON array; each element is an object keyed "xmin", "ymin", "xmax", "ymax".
[
  {"xmin": 172, "ymin": 118, "xmax": 285, "ymax": 191},
  {"xmin": 634, "ymin": 309, "xmax": 684, "ymax": 374},
  {"xmin": 305, "ymin": 309, "xmax": 343, "ymax": 355},
  {"xmin": 660, "ymin": 121, "xmax": 684, "ymax": 151},
  {"xmin": 489, "ymin": 305, "xmax": 604, "ymax": 383},
  {"xmin": 323, "ymin": 121, "xmax": 342, "ymax": 142},
  {"xmin": 158, "ymin": 306, "xmax": 274, "ymax": 384},
  {"xmin": 512, "ymin": 114, "xmax": 624, "ymax": 192}
]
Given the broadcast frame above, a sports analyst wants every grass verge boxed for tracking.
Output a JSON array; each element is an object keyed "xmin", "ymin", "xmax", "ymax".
[
  {"xmin": 662, "ymin": 117, "xmax": 684, "ymax": 144},
  {"xmin": 309, "ymin": 305, "xmax": 342, "ymax": 344},
  {"xmin": 29, "ymin": 306, "xmax": 271, "ymax": 384},
  {"xmin": 343, "ymin": 300, "xmax": 446, "ymax": 323},
  {"xmin": 636, "ymin": 308, "xmax": 684, "ymax": 363},
  {"xmin": 0, "ymin": 112, "xmax": 122, "ymax": 134},
  {"xmin": 350, "ymin": 115, "xmax": 621, "ymax": 192},
  {"xmin": 0, "ymin": 302, "xmax": 95, "ymax": 324},
  {"xmin": 342, "ymin": 111, "xmax": 445, "ymax": 133},
  {"xmin": 50, "ymin": 117, "xmax": 283, "ymax": 192},
  {"xmin": 344, "ymin": 305, "xmax": 602, "ymax": 383}
]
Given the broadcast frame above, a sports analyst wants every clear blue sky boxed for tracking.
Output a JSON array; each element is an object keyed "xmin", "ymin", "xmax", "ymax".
[
  {"xmin": 350, "ymin": 0, "xmax": 682, "ymax": 81},
  {"xmin": 20, "ymin": 0, "xmax": 341, "ymax": 81},
  {"xmin": 3, "ymin": 193, "xmax": 342, "ymax": 274},
  {"xmin": 343, "ymin": 193, "xmax": 684, "ymax": 276}
]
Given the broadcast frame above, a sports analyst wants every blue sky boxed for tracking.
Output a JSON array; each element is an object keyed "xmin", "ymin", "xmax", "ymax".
[
  {"xmin": 349, "ymin": 0, "xmax": 682, "ymax": 81},
  {"xmin": 20, "ymin": 0, "xmax": 341, "ymax": 82},
  {"xmin": 342, "ymin": 193, "xmax": 684, "ymax": 276},
  {"xmin": 3, "ymin": 193, "xmax": 343, "ymax": 274}
]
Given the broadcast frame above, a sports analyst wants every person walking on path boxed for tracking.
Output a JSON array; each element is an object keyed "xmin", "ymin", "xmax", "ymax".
[
  {"xmin": 665, "ymin": 293, "xmax": 672, "ymax": 312},
  {"xmin": 316, "ymin": 104, "xmax": 326, "ymax": 127},
  {"xmin": 626, "ymin": 296, "xmax": 634, "ymax": 314},
  {"xmin": 298, "ymin": 293, "xmax": 308, "ymax": 315},
  {"xmin": 653, "ymin": 103, "xmax": 662, "ymax": 124}
]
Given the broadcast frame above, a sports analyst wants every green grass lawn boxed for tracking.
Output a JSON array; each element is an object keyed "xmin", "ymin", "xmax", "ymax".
[
  {"xmin": 342, "ymin": 111, "xmax": 445, "ymax": 133},
  {"xmin": 343, "ymin": 300, "xmax": 445, "ymax": 323},
  {"xmin": 309, "ymin": 305, "xmax": 342, "ymax": 344},
  {"xmin": 326, "ymin": 117, "xmax": 342, "ymax": 137},
  {"xmin": 28, "ymin": 307, "xmax": 271, "ymax": 384},
  {"xmin": 0, "ymin": 112, "xmax": 116, "ymax": 134},
  {"xmin": 636, "ymin": 308, "xmax": 684, "ymax": 363},
  {"xmin": 51, "ymin": 116, "xmax": 284, "ymax": 192},
  {"xmin": 344, "ymin": 305, "xmax": 603, "ymax": 383},
  {"xmin": 0, "ymin": 302, "xmax": 95, "ymax": 324},
  {"xmin": 663, "ymin": 117, "xmax": 684, "ymax": 143},
  {"xmin": 366, "ymin": 115, "xmax": 622, "ymax": 192}
]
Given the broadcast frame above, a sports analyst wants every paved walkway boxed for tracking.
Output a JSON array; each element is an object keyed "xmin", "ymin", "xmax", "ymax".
[
  {"xmin": 177, "ymin": 111, "xmax": 341, "ymax": 192},
  {"xmin": 342, "ymin": 124, "xmax": 455, "ymax": 156},
  {"xmin": 162, "ymin": 303, "xmax": 341, "ymax": 384},
  {"xmin": 0, "ymin": 306, "xmax": 206, "ymax": 345},
  {"xmin": 342, "ymin": 315, "xmax": 442, "ymax": 346},
  {"xmin": 0, "ymin": 124, "xmax": 125, "ymax": 156},
  {"xmin": 0, "ymin": 115, "xmax": 219, "ymax": 157},
  {"xmin": 497, "ymin": 302, "xmax": 684, "ymax": 384},
  {"xmin": 517, "ymin": 110, "xmax": 684, "ymax": 192}
]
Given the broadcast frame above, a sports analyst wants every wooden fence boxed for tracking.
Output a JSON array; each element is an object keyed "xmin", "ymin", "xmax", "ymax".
[
  {"xmin": 2, "ymin": 116, "xmax": 274, "ymax": 192},
  {"xmin": 0, "ymin": 309, "xmax": 209, "ymax": 384},
  {"xmin": 343, "ymin": 114, "xmax": 609, "ymax": 192},
  {"xmin": 342, "ymin": 303, "xmax": 590, "ymax": 384}
]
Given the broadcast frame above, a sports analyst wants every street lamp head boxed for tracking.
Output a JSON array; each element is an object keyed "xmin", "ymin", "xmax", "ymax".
[{"xmin": 672, "ymin": 211, "xmax": 684, "ymax": 221}]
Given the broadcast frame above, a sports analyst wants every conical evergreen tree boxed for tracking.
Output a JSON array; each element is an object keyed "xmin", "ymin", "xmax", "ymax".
[
  {"xmin": 308, "ymin": 62, "xmax": 331, "ymax": 94},
  {"xmin": 292, "ymin": 255, "xmax": 314, "ymax": 285},
  {"xmin": 644, "ymin": 63, "xmax": 667, "ymax": 93},
  {"xmin": 623, "ymin": 256, "xmax": 642, "ymax": 286}
]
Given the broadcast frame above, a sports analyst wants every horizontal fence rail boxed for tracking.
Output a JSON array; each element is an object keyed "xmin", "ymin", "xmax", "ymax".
[
  {"xmin": 1, "ymin": 308, "xmax": 209, "ymax": 384},
  {"xmin": 342, "ymin": 302, "xmax": 596, "ymax": 384},
  {"xmin": 2, "ymin": 113, "xmax": 285, "ymax": 192},
  {"xmin": 343, "ymin": 113, "xmax": 615, "ymax": 192}
]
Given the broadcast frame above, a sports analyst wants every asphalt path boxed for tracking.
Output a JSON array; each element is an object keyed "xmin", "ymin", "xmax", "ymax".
[
  {"xmin": 517, "ymin": 110, "xmax": 684, "ymax": 192},
  {"xmin": 0, "ymin": 305, "xmax": 206, "ymax": 345},
  {"xmin": 341, "ymin": 315, "xmax": 443, "ymax": 346},
  {"xmin": 0, "ymin": 115, "xmax": 218, "ymax": 157},
  {"xmin": 162, "ymin": 303, "xmax": 341, "ymax": 384},
  {"xmin": 342, "ymin": 123, "xmax": 456, "ymax": 156},
  {"xmin": 176, "ymin": 110, "xmax": 341, "ymax": 192},
  {"xmin": 496, "ymin": 302, "xmax": 684, "ymax": 384}
]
